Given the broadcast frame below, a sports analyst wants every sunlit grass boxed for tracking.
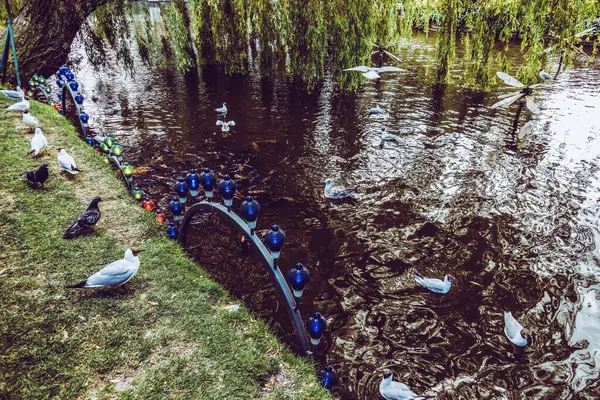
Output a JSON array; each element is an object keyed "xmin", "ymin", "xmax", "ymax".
[{"xmin": 0, "ymin": 97, "xmax": 332, "ymax": 399}]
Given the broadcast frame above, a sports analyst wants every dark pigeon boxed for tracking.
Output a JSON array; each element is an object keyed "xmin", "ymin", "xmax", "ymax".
[
  {"xmin": 21, "ymin": 162, "xmax": 49, "ymax": 187},
  {"xmin": 63, "ymin": 197, "xmax": 102, "ymax": 239}
]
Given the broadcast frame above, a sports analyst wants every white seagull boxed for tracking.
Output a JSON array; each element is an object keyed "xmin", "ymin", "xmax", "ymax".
[
  {"xmin": 539, "ymin": 70, "xmax": 553, "ymax": 81},
  {"xmin": 343, "ymin": 65, "xmax": 406, "ymax": 80},
  {"xmin": 369, "ymin": 104, "xmax": 385, "ymax": 115},
  {"xmin": 381, "ymin": 128, "xmax": 401, "ymax": 142},
  {"xmin": 414, "ymin": 273, "xmax": 454, "ymax": 294},
  {"xmin": 1, "ymin": 86, "xmax": 24, "ymax": 100},
  {"xmin": 324, "ymin": 178, "xmax": 354, "ymax": 199},
  {"xmin": 67, "ymin": 248, "xmax": 143, "ymax": 288},
  {"xmin": 22, "ymin": 109, "xmax": 40, "ymax": 129},
  {"xmin": 57, "ymin": 148, "xmax": 82, "ymax": 174},
  {"xmin": 215, "ymin": 103, "xmax": 227, "ymax": 114},
  {"xmin": 216, "ymin": 120, "xmax": 236, "ymax": 132},
  {"xmin": 504, "ymin": 311, "xmax": 529, "ymax": 347},
  {"xmin": 28, "ymin": 128, "xmax": 48, "ymax": 156},
  {"xmin": 379, "ymin": 369, "xmax": 433, "ymax": 400},
  {"xmin": 5, "ymin": 97, "xmax": 30, "ymax": 112}
]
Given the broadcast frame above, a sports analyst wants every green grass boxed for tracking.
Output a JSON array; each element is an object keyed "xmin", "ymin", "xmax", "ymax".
[{"xmin": 0, "ymin": 97, "xmax": 333, "ymax": 400}]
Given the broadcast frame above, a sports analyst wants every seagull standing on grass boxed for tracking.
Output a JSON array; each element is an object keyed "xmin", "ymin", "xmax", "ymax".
[
  {"xmin": 67, "ymin": 248, "xmax": 143, "ymax": 289},
  {"xmin": 28, "ymin": 128, "xmax": 48, "ymax": 156},
  {"xmin": 215, "ymin": 103, "xmax": 227, "ymax": 114},
  {"xmin": 504, "ymin": 311, "xmax": 529, "ymax": 348},
  {"xmin": 379, "ymin": 369, "xmax": 434, "ymax": 400},
  {"xmin": 21, "ymin": 162, "xmax": 49, "ymax": 187},
  {"xmin": 216, "ymin": 120, "xmax": 236, "ymax": 132},
  {"xmin": 22, "ymin": 108, "xmax": 40, "ymax": 130},
  {"xmin": 414, "ymin": 273, "xmax": 455, "ymax": 294},
  {"xmin": 57, "ymin": 148, "xmax": 82, "ymax": 174},
  {"xmin": 0, "ymin": 86, "xmax": 24, "ymax": 100},
  {"xmin": 63, "ymin": 197, "xmax": 102, "ymax": 239},
  {"xmin": 343, "ymin": 65, "xmax": 406, "ymax": 80},
  {"xmin": 324, "ymin": 179, "xmax": 355, "ymax": 199},
  {"xmin": 4, "ymin": 96, "xmax": 29, "ymax": 112}
]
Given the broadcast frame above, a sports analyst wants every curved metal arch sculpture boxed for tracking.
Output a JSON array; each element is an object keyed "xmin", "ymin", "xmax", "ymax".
[{"xmin": 179, "ymin": 201, "xmax": 311, "ymax": 355}]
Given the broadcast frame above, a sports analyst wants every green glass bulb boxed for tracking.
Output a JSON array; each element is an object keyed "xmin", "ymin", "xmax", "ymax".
[
  {"xmin": 104, "ymin": 136, "xmax": 115, "ymax": 148},
  {"xmin": 44, "ymin": 86, "xmax": 52, "ymax": 94},
  {"xmin": 99, "ymin": 142, "xmax": 110, "ymax": 153},
  {"xmin": 27, "ymin": 90, "xmax": 34, "ymax": 97},
  {"xmin": 102, "ymin": 154, "xmax": 110, "ymax": 164},
  {"xmin": 132, "ymin": 187, "xmax": 144, "ymax": 201},
  {"xmin": 121, "ymin": 162, "xmax": 135, "ymax": 177},
  {"xmin": 110, "ymin": 143, "xmax": 123, "ymax": 156}
]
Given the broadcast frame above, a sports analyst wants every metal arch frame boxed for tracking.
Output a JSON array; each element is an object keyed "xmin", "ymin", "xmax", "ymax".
[{"xmin": 178, "ymin": 201, "xmax": 312, "ymax": 356}]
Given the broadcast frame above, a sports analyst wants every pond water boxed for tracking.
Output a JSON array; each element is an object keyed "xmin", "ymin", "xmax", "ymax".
[{"xmin": 69, "ymin": 31, "xmax": 600, "ymax": 399}]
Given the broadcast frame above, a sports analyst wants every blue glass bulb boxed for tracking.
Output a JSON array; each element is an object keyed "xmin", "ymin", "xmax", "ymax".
[
  {"xmin": 69, "ymin": 81, "xmax": 79, "ymax": 91},
  {"xmin": 287, "ymin": 263, "xmax": 310, "ymax": 297},
  {"xmin": 174, "ymin": 177, "xmax": 188, "ymax": 204},
  {"xmin": 59, "ymin": 66, "xmax": 69, "ymax": 75},
  {"xmin": 240, "ymin": 196, "xmax": 261, "ymax": 224},
  {"xmin": 264, "ymin": 225, "xmax": 286, "ymax": 258},
  {"xmin": 166, "ymin": 223, "xmax": 178, "ymax": 239},
  {"xmin": 80, "ymin": 112, "xmax": 89, "ymax": 123},
  {"xmin": 320, "ymin": 366, "xmax": 338, "ymax": 390},
  {"xmin": 59, "ymin": 110, "xmax": 65, "ymax": 115},
  {"xmin": 56, "ymin": 79, "xmax": 64, "ymax": 88},
  {"xmin": 58, "ymin": 93, "xmax": 62, "ymax": 100},
  {"xmin": 85, "ymin": 136, "xmax": 94, "ymax": 146},
  {"xmin": 65, "ymin": 72, "xmax": 75, "ymax": 82},
  {"xmin": 218, "ymin": 175, "xmax": 237, "ymax": 207},
  {"xmin": 185, "ymin": 169, "xmax": 200, "ymax": 197},
  {"xmin": 306, "ymin": 312, "xmax": 327, "ymax": 345},
  {"xmin": 75, "ymin": 94, "xmax": 84, "ymax": 104},
  {"xmin": 169, "ymin": 196, "xmax": 183, "ymax": 215},
  {"xmin": 200, "ymin": 167, "xmax": 216, "ymax": 197}
]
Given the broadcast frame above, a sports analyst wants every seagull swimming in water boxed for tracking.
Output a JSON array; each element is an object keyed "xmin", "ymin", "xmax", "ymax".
[
  {"xmin": 216, "ymin": 120, "xmax": 236, "ymax": 132},
  {"xmin": 22, "ymin": 108, "xmax": 40, "ymax": 130},
  {"xmin": 1, "ymin": 86, "xmax": 24, "ymax": 100},
  {"xmin": 28, "ymin": 128, "xmax": 48, "ymax": 156},
  {"xmin": 21, "ymin": 162, "xmax": 49, "ymax": 187},
  {"xmin": 369, "ymin": 104, "xmax": 385, "ymax": 115},
  {"xmin": 414, "ymin": 273, "xmax": 454, "ymax": 294},
  {"xmin": 324, "ymin": 179, "xmax": 354, "ymax": 199},
  {"xmin": 215, "ymin": 103, "xmax": 227, "ymax": 114},
  {"xmin": 343, "ymin": 65, "xmax": 406, "ymax": 80},
  {"xmin": 63, "ymin": 197, "xmax": 101, "ymax": 239},
  {"xmin": 4, "ymin": 96, "xmax": 29, "ymax": 112},
  {"xmin": 504, "ymin": 311, "xmax": 529, "ymax": 348},
  {"xmin": 57, "ymin": 148, "xmax": 82, "ymax": 174},
  {"xmin": 67, "ymin": 248, "xmax": 143, "ymax": 288},
  {"xmin": 381, "ymin": 127, "xmax": 401, "ymax": 142},
  {"xmin": 379, "ymin": 369, "xmax": 433, "ymax": 400}
]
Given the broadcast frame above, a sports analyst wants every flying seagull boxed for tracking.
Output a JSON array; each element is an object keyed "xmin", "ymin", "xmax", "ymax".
[
  {"xmin": 0, "ymin": 86, "xmax": 24, "ymax": 100},
  {"xmin": 343, "ymin": 66, "xmax": 406, "ymax": 80},
  {"xmin": 215, "ymin": 103, "xmax": 227, "ymax": 114},
  {"xmin": 4, "ymin": 97, "xmax": 30, "ymax": 112},
  {"xmin": 324, "ymin": 179, "xmax": 354, "ymax": 199},
  {"xmin": 21, "ymin": 162, "xmax": 49, "ymax": 187},
  {"xmin": 22, "ymin": 108, "xmax": 40, "ymax": 130},
  {"xmin": 57, "ymin": 148, "xmax": 82, "ymax": 174},
  {"xmin": 67, "ymin": 248, "xmax": 143, "ymax": 288},
  {"xmin": 504, "ymin": 311, "xmax": 529, "ymax": 348},
  {"xmin": 414, "ymin": 273, "xmax": 454, "ymax": 294},
  {"xmin": 491, "ymin": 71, "xmax": 552, "ymax": 113},
  {"xmin": 63, "ymin": 197, "xmax": 102, "ymax": 239},
  {"xmin": 379, "ymin": 369, "xmax": 433, "ymax": 400},
  {"xmin": 216, "ymin": 120, "xmax": 236, "ymax": 132},
  {"xmin": 28, "ymin": 128, "xmax": 48, "ymax": 156}
]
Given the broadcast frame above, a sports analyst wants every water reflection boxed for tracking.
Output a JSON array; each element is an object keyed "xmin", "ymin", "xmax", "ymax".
[{"xmin": 70, "ymin": 33, "xmax": 600, "ymax": 398}]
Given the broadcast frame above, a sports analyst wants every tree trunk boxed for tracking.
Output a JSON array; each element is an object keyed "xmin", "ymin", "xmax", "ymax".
[{"xmin": 3, "ymin": 0, "xmax": 110, "ymax": 82}]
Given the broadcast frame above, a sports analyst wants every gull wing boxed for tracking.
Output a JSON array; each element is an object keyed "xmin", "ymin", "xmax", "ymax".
[
  {"xmin": 496, "ymin": 71, "xmax": 525, "ymax": 88},
  {"xmin": 504, "ymin": 312, "xmax": 524, "ymax": 339},
  {"xmin": 525, "ymin": 96, "xmax": 539, "ymax": 113},
  {"xmin": 492, "ymin": 92, "xmax": 524, "ymax": 109},
  {"xmin": 216, "ymin": 120, "xmax": 224, "ymax": 126},
  {"xmin": 575, "ymin": 27, "xmax": 594, "ymax": 38},
  {"xmin": 343, "ymin": 66, "xmax": 371, "ymax": 73},
  {"xmin": 518, "ymin": 121, "xmax": 535, "ymax": 140},
  {"xmin": 374, "ymin": 66, "xmax": 406, "ymax": 73},
  {"xmin": 362, "ymin": 70, "xmax": 381, "ymax": 80}
]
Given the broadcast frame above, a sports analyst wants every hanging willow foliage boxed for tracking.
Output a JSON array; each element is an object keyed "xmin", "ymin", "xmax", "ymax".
[{"xmin": 79, "ymin": 0, "xmax": 598, "ymax": 90}]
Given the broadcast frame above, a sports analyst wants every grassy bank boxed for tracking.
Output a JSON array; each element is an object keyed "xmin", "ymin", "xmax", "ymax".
[{"xmin": 0, "ymin": 97, "xmax": 332, "ymax": 399}]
